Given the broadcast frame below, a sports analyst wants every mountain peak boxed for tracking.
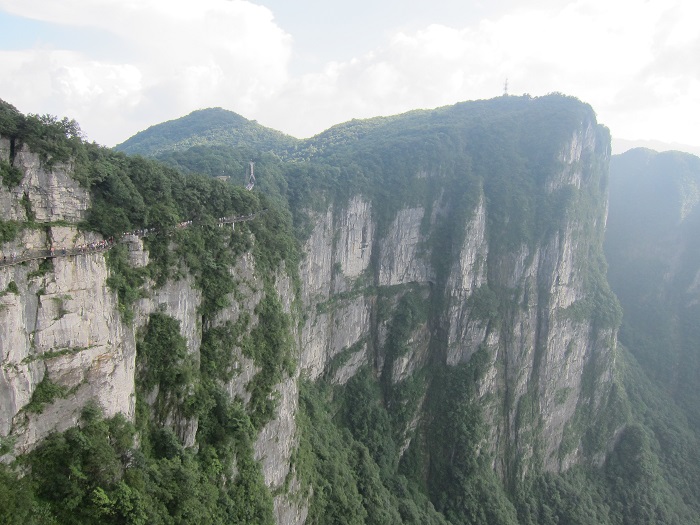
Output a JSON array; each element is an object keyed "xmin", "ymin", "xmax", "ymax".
[{"xmin": 114, "ymin": 107, "xmax": 299, "ymax": 156}]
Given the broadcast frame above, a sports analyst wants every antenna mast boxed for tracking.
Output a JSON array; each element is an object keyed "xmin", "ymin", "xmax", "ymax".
[{"xmin": 503, "ymin": 78, "xmax": 509, "ymax": 96}]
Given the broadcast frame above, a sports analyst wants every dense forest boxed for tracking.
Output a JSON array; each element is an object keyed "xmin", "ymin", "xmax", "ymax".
[{"xmin": 1, "ymin": 96, "xmax": 700, "ymax": 524}]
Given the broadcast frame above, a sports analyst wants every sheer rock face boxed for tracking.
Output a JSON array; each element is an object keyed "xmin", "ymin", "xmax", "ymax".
[
  {"xmin": 445, "ymin": 197, "xmax": 489, "ymax": 366},
  {"xmin": 1, "ymin": 221, "xmax": 298, "ymax": 521},
  {"xmin": 0, "ymin": 146, "xmax": 133, "ymax": 453},
  {"xmin": 135, "ymin": 273, "xmax": 203, "ymax": 448},
  {"xmin": 442, "ymin": 120, "xmax": 616, "ymax": 474},
  {"xmin": 298, "ymin": 200, "xmax": 434, "ymax": 383},
  {"xmin": 298, "ymin": 197, "xmax": 375, "ymax": 381},
  {"xmin": 378, "ymin": 207, "xmax": 433, "ymax": 286},
  {"xmin": 253, "ymin": 263, "xmax": 302, "ymax": 519},
  {"xmin": 1, "ymin": 231, "xmax": 135, "ymax": 454},
  {"xmin": 470, "ymin": 221, "xmax": 615, "ymax": 474},
  {"xmin": 0, "ymin": 138, "xmax": 89, "ymax": 223},
  {"xmin": 334, "ymin": 197, "xmax": 373, "ymax": 286},
  {"xmin": 2, "ymin": 111, "xmax": 616, "ymax": 524},
  {"xmin": 0, "ymin": 147, "xmax": 298, "ymax": 508},
  {"xmin": 297, "ymin": 117, "xmax": 617, "ymax": 478}
]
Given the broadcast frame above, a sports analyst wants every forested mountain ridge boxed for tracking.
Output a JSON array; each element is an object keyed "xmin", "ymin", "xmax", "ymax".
[
  {"xmin": 606, "ymin": 148, "xmax": 700, "ymax": 427},
  {"xmin": 1, "ymin": 96, "xmax": 699, "ymax": 524},
  {"xmin": 115, "ymin": 106, "xmax": 300, "ymax": 157}
]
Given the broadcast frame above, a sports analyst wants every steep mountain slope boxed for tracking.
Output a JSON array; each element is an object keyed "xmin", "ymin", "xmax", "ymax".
[
  {"xmin": 1, "ymin": 99, "xmax": 302, "ymax": 523},
  {"xmin": 606, "ymin": 148, "xmax": 700, "ymax": 427},
  {"xmin": 297, "ymin": 95, "xmax": 620, "ymax": 473},
  {"xmin": 2, "ymin": 96, "xmax": 699, "ymax": 524}
]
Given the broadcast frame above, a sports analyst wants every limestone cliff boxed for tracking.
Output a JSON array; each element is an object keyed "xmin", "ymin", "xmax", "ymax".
[
  {"xmin": 1, "ymin": 141, "xmax": 133, "ymax": 454},
  {"xmin": 296, "ymin": 101, "xmax": 619, "ymax": 484},
  {"xmin": 1, "ymin": 95, "xmax": 625, "ymax": 524},
  {"xmin": 0, "ymin": 138, "xmax": 300, "ymax": 521}
]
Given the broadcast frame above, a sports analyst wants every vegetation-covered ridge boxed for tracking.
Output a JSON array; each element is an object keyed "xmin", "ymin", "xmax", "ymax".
[
  {"xmin": 131, "ymin": 94, "xmax": 610, "ymax": 248},
  {"xmin": 114, "ymin": 107, "xmax": 300, "ymax": 157},
  {"xmin": 2, "ymin": 95, "xmax": 700, "ymax": 525},
  {"xmin": 0, "ymin": 97, "xmax": 299, "ymax": 523},
  {"xmin": 606, "ymin": 147, "xmax": 700, "ymax": 428}
]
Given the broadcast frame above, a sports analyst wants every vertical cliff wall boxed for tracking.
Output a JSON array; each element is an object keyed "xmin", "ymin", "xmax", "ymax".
[
  {"xmin": 0, "ymin": 140, "xmax": 135, "ymax": 454},
  {"xmin": 1, "ymin": 95, "xmax": 626, "ymax": 524},
  {"xmin": 0, "ymin": 137, "xmax": 302, "ymax": 522},
  {"xmin": 296, "ymin": 97, "xmax": 620, "ymax": 485}
]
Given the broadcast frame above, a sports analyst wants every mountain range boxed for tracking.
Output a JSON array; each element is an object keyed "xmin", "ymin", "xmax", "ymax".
[{"xmin": 1, "ymin": 94, "xmax": 699, "ymax": 524}]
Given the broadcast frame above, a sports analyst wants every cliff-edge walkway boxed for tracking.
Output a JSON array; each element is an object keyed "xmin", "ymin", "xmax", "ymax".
[{"xmin": 0, "ymin": 211, "xmax": 263, "ymax": 269}]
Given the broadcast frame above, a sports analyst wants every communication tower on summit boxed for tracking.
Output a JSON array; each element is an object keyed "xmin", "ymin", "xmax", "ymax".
[
  {"xmin": 503, "ymin": 78, "xmax": 509, "ymax": 96},
  {"xmin": 246, "ymin": 161, "xmax": 255, "ymax": 191}
]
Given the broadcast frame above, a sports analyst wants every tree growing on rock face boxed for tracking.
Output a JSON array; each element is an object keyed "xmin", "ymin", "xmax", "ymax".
[
  {"xmin": 0, "ymin": 103, "xmax": 85, "ymax": 168},
  {"xmin": 0, "ymin": 99, "xmax": 21, "ymax": 137},
  {"xmin": 2, "ymin": 94, "xmax": 700, "ymax": 525}
]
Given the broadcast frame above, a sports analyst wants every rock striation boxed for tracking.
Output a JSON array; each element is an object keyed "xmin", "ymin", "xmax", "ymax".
[
  {"xmin": 1, "ymin": 97, "xmax": 620, "ymax": 524},
  {"xmin": 296, "ymin": 114, "xmax": 618, "ymax": 481}
]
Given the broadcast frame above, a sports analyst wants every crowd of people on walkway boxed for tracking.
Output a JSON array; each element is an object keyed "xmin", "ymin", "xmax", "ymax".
[
  {"xmin": 50, "ymin": 238, "xmax": 115, "ymax": 256},
  {"xmin": 122, "ymin": 228, "xmax": 154, "ymax": 238},
  {"xmin": 2, "ymin": 251, "xmax": 18, "ymax": 264},
  {"xmin": 1, "ymin": 237, "xmax": 118, "ymax": 267},
  {"xmin": 0, "ymin": 212, "xmax": 262, "ymax": 269}
]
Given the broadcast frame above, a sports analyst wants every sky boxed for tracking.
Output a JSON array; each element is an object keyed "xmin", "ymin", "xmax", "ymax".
[{"xmin": 0, "ymin": 0, "xmax": 698, "ymax": 154}]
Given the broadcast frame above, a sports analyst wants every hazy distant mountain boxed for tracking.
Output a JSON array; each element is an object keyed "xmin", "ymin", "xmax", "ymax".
[
  {"xmin": 114, "ymin": 107, "xmax": 300, "ymax": 157},
  {"xmin": 612, "ymin": 137, "xmax": 700, "ymax": 157},
  {"xmin": 606, "ymin": 147, "xmax": 700, "ymax": 427}
]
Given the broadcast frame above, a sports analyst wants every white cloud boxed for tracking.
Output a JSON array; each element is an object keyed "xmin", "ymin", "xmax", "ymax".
[
  {"xmin": 0, "ymin": 0, "xmax": 697, "ymax": 148},
  {"xmin": 0, "ymin": 48, "xmax": 143, "ymax": 129},
  {"xmin": 256, "ymin": 0, "xmax": 699, "ymax": 147},
  {"xmin": 0, "ymin": 0, "xmax": 292, "ymax": 145}
]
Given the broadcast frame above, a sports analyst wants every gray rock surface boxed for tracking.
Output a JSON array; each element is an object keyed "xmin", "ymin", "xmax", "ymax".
[
  {"xmin": 1, "ymin": 230, "xmax": 134, "ymax": 455},
  {"xmin": 1, "ymin": 116, "xmax": 618, "ymax": 523}
]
